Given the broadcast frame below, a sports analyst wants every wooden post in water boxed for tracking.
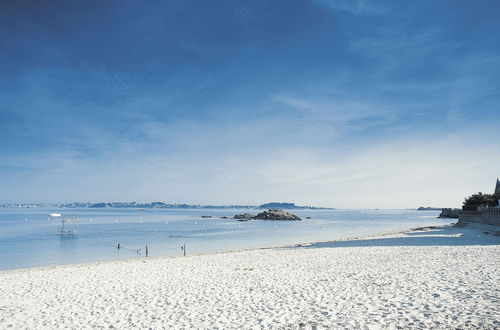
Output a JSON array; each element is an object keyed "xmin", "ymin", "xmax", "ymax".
[{"xmin": 145, "ymin": 244, "xmax": 148, "ymax": 257}]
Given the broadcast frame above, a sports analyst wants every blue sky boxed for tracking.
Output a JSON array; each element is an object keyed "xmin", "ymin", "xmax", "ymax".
[{"xmin": 1, "ymin": 0, "xmax": 499, "ymax": 208}]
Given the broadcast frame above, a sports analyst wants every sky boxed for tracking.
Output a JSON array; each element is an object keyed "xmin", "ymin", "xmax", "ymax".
[{"xmin": 1, "ymin": 0, "xmax": 499, "ymax": 208}]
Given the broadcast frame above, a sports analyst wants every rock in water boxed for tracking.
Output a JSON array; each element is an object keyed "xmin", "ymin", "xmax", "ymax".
[
  {"xmin": 254, "ymin": 209, "xmax": 301, "ymax": 220},
  {"xmin": 233, "ymin": 213, "xmax": 255, "ymax": 220},
  {"xmin": 438, "ymin": 208, "xmax": 460, "ymax": 218}
]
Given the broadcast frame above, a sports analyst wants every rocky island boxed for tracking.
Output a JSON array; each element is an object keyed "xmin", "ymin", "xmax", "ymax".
[
  {"xmin": 233, "ymin": 209, "xmax": 301, "ymax": 221},
  {"xmin": 233, "ymin": 213, "xmax": 254, "ymax": 221},
  {"xmin": 417, "ymin": 207, "xmax": 442, "ymax": 211}
]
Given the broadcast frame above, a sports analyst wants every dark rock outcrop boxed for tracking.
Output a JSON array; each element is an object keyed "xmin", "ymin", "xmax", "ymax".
[
  {"xmin": 233, "ymin": 209, "xmax": 302, "ymax": 221},
  {"xmin": 417, "ymin": 207, "xmax": 441, "ymax": 211},
  {"xmin": 438, "ymin": 208, "xmax": 460, "ymax": 218},
  {"xmin": 254, "ymin": 209, "xmax": 301, "ymax": 220},
  {"xmin": 233, "ymin": 213, "xmax": 254, "ymax": 220}
]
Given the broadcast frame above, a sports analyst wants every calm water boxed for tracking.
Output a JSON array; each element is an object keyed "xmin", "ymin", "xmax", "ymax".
[{"xmin": 0, "ymin": 208, "xmax": 453, "ymax": 270}]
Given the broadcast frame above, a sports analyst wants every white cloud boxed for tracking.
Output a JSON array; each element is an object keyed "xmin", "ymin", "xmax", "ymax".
[
  {"xmin": 3, "ymin": 120, "xmax": 498, "ymax": 209},
  {"xmin": 272, "ymin": 95, "xmax": 398, "ymax": 133}
]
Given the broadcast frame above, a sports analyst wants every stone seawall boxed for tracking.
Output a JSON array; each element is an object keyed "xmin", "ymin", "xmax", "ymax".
[{"xmin": 458, "ymin": 208, "xmax": 500, "ymax": 226}]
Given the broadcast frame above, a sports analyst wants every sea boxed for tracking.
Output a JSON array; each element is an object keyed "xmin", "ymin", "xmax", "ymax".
[{"xmin": 0, "ymin": 208, "xmax": 453, "ymax": 271}]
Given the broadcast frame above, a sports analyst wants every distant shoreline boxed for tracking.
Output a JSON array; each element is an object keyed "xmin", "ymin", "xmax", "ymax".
[{"xmin": 0, "ymin": 202, "xmax": 335, "ymax": 210}]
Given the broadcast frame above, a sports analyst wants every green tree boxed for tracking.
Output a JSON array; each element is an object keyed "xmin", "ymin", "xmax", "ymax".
[{"xmin": 462, "ymin": 192, "xmax": 498, "ymax": 211}]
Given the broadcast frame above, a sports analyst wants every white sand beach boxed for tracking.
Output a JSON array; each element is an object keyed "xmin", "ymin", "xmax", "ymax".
[{"xmin": 1, "ymin": 224, "xmax": 499, "ymax": 329}]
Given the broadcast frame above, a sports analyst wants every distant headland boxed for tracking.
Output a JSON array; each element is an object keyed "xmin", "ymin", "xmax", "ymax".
[
  {"xmin": 0, "ymin": 201, "xmax": 335, "ymax": 210},
  {"xmin": 257, "ymin": 202, "xmax": 333, "ymax": 210},
  {"xmin": 417, "ymin": 207, "xmax": 442, "ymax": 211}
]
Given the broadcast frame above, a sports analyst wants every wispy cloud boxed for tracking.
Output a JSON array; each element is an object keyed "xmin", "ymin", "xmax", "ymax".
[
  {"xmin": 315, "ymin": 0, "xmax": 389, "ymax": 15},
  {"xmin": 234, "ymin": 0, "xmax": 271, "ymax": 25},
  {"xmin": 0, "ymin": 165, "xmax": 44, "ymax": 172},
  {"xmin": 3, "ymin": 116, "xmax": 498, "ymax": 207},
  {"xmin": 272, "ymin": 95, "xmax": 398, "ymax": 128},
  {"xmin": 349, "ymin": 27, "xmax": 453, "ymax": 60}
]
